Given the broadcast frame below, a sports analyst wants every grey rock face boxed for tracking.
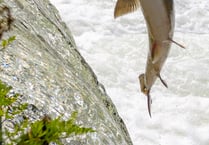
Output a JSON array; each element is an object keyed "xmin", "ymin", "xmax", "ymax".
[{"xmin": 0, "ymin": 0, "xmax": 133, "ymax": 144}]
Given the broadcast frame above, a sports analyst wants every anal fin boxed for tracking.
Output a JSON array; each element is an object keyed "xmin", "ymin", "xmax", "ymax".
[{"xmin": 169, "ymin": 38, "xmax": 185, "ymax": 49}]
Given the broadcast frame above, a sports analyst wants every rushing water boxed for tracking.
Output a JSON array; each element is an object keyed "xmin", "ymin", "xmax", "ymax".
[{"xmin": 50, "ymin": 0, "xmax": 209, "ymax": 145}]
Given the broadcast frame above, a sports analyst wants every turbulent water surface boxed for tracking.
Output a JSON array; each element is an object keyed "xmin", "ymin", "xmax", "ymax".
[{"xmin": 50, "ymin": 0, "xmax": 209, "ymax": 144}]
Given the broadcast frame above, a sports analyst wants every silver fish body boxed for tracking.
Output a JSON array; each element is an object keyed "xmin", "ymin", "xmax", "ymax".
[
  {"xmin": 138, "ymin": 0, "xmax": 174, "ymax": 117},
  {"xmin": 114, "ymin": 0, "xmax": 177, "ymax": 117}
]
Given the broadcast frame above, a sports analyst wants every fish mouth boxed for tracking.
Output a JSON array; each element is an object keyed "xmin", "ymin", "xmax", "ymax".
[
  {"xmin": 142, "ymin": 87, "xmax": 152, "ymax": 118},
  {"xmin": 146, "ymin": 90, "xmax": 152, "ymax": 118},
  {"xmin": 139, "ymin": 74, "xmax": 152, "ymax": 117}
]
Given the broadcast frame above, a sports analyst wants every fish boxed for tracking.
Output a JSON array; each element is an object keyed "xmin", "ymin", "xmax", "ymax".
[
  {"xmin": 114, "ymin": 0, "xmax": 184, "ymax": 117},
  {"xmin": 114, "ymin": 0, "xmax": 140, "ymax": 18}
]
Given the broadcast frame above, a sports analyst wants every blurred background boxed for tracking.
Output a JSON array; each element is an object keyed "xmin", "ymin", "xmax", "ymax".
[{"xmin": 50, "ymin": 0, "xmax": 209, "ymax": 144}]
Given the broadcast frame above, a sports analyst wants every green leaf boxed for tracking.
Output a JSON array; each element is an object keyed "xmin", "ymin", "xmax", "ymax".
[
  {"xmin": 16, "ymin": 112, "xmax": 95, "ymax": 144},
  {"xmin": 1, "ymin": 39, "xmax": 7, "ymax": 48},
  {"xmin": 8, "ymin": 36, "xmax": 16, "ymax": 43},
  {"xmin": 0, "ymin": 109, "xmax": 4, "ymax": 117},
  {"xmin": 1, "ymin": 36, "xmax": 16, "ymax": 49}
]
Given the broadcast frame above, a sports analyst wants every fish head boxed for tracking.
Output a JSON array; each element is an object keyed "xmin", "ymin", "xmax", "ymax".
[
  {"xmin": 139, "ymin": 73, "xmax": 148, "ymax": 95},
  {"xmin": 139, "ymin": 74, "xmax": 152, "ymax": 117}
]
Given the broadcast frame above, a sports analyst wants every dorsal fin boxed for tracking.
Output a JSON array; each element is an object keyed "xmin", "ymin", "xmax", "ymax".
[{"xmin": 114, "ymin": 0, "xmax": 140, "ymax": 18}]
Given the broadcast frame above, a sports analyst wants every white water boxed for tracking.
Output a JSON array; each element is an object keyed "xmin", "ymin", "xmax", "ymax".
[{"xmin": 50, "ymin": 0, "xmax": 209, "ymax": 144}]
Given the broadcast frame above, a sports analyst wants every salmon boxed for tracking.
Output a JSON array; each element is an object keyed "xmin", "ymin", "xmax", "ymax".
[{"xmin": 114, "ymin": 0, "xmax": 184, "ymax": 117}]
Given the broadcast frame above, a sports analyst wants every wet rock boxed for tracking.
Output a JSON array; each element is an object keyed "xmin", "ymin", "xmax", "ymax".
[{"xmin": 0, "ymin": 0, "xmax": 133, "ymax": 144}]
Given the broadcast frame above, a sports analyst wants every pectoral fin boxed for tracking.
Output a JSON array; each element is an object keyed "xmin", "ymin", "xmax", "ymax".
[
  {"xmin": 157, "ymin": 74, "xmax": 168, "ymax": 88},
  {"xmin": 114, "ymin": 0, "xmax": 140, "ymax": 18}
]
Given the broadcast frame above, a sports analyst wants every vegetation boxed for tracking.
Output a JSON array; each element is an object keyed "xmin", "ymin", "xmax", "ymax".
[
  {"xmin": 0, "ymin": 80, "xmax": 28, "ymax": 144},
  {"xmin": 1, "ymin": 36, "xmax": 16, "ymax": 49},
  {"xmin": 0, "ymin": 80, "xmax": 95, "ymax": 145},
  {"xmin": 14, "ymin": 112, "xmax": 94, "ymax": 145}
]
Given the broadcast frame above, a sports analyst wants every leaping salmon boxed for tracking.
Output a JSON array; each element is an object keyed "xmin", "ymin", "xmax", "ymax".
[{"xmin": 114, "ymin": 0, "xmax": 184, "ymax": 117}]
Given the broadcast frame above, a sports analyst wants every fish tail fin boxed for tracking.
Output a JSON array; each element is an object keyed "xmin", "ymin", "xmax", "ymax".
[{"xmin": 114, "ymin": 0, "xmax": 140, "ymax": 18}]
